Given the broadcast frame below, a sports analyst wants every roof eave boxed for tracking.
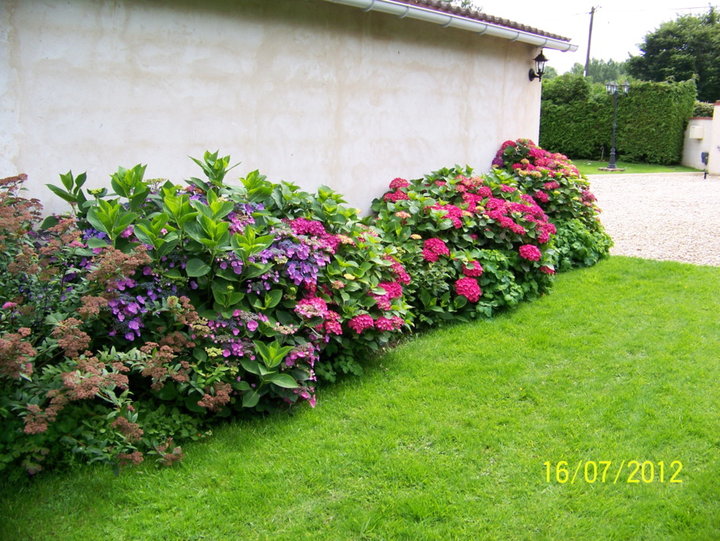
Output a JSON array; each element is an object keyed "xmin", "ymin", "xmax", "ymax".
[{"xmin": 321, "ymin": 0, "xmax": 578, "ymax": 52}]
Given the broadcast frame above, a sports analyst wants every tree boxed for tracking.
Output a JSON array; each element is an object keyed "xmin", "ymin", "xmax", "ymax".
[
  {"xmin": 627, "ymin": 8, "xmax": 720, "ymax": 102},
  {"xmin": 542, "ymin": 65, "xmax": 558, "ymax": 80},
  {"xmin": 567, "ymin": 59, "xmax": 628, "ymax": 83}
]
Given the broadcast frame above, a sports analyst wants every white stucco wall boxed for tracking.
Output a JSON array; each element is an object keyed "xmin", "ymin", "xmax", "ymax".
[
  {"xmin": 1, "ymin": 0, "xmax": 543, "ymax": 214},
  {"xmin": 682, "ymin": 118, "xmax": 713, "ymax": 170},
  {"xmin": 707, "ymin": 102, "xmax": 720, "ymax": 175}
]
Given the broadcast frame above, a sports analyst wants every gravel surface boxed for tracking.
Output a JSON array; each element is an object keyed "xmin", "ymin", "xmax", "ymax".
[{"xmin": 587, "ymin": 172, "xmax": 720, "ymax": 267}]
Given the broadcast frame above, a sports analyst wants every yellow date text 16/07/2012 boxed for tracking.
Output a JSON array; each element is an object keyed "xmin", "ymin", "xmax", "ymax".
[{"xmin": 543, "ymin": 460, "xmax": 683, "ymax": 484}]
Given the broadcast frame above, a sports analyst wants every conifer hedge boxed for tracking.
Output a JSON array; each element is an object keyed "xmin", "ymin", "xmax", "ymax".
[{"xmin": 540, "ymin": 75, "xmax": 696, "ymax": 165}]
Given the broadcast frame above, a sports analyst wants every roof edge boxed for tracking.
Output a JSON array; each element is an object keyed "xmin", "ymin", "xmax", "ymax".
[{"xmin": 321, "ymin": 0, "xmax": 578, "ymax": 52}]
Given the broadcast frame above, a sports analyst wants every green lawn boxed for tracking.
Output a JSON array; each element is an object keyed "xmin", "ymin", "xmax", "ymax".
[
  {"xmin": 2, "ymin": 256, "xmax": 719, "ymax": 540},
  {"xmin": 575, "ymin": 160, "xmax": 701, "ymax": 176}
]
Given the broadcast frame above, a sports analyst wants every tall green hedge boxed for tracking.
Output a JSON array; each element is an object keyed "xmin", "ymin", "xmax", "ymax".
[{"xmin": 539, "ymin": 75, "xmax": 697, "ymax": 165}]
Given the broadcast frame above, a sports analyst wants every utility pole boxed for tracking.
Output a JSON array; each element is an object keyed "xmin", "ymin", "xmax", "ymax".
[{"xmin": 584, "ymin": 6, "xmax": 596, "ymax": 77}]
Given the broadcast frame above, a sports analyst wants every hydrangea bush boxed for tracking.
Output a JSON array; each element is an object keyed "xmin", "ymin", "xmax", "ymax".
[
  {"xmin": 0, "ymin": 155, "xmax": 410, "ymax": 476},
  {"xmin": 492, "ymin": 139, "xmax": 612, "ymax": 270},
  {"xmin": 1, "ymin": 143, "xmax": 611, "ymax": 477},
  {"xmin": 369, "ymin": 167, "xmax": 557, "ymax": 327}
]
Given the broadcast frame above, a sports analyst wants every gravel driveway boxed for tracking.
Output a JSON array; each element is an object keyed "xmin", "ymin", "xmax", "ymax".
[{"xmin": 587, "ymin": 172, "xmax": 720, "ymax": 267}]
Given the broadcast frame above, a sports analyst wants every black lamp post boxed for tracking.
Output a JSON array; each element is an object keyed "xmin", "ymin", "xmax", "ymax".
[
  {"xmin": 528, "ymin": 51, "xmax": 548, "ymax": 82},
  {"xmin": 605, "ymin": 81, "xmax": 630, "ymax": 169}
]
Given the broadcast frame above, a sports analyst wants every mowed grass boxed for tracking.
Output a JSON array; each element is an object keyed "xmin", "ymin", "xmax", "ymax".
[
  {"xmin": 575, "ymin": 160, "xmax": 701, "ymax": 176},
  {"xmin": 1, "ymin": 256, "xmax": 719, "ymax": 540}
]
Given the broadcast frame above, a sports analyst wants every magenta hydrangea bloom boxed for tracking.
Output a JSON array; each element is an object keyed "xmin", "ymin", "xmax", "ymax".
[
  {"xmin": 389, "ymin": 177, "xmax": 410, "ymax": 189},
  {"xmin": 519, "ymin": 244, "xmax": 542, "ymax": 261},
  {"xmin": 290, "ymin": 217, "xmax": 326, "ymax": 237},
  {"xmin": 379, "ymin": 281, "xmax": 403, "ymax": 299},
  {"xmin": 429, "ymin": 203, "xmax": 463, "ymax": 228},
  {"xmin": 348, "ymin": 314, "xmax": 375, "ymax": 334},
  {"xmin": 422, "ymin": 238, "xmax": 449, "ymax": 263},
  {"xmin": 539, "ymin": 265, "xmax": 556, "ymax": 275},
  {"xmin": 384, "ymin": 256, "xmax": 411, "ymax": 285},
  {"xmin": 383, "ymin": 190, "xmax": 409, "ymax": 202},
  {"xmin": 454, "ymin": 277, "xmax": 482, "ymax": 303},
  {"xmin": 323, "ymin": 310, "xmax": 343, "ymax": 335},
  {"xmin": 462, "ymin": 261, "xmax": 484, "ymax": 277},
  {"xmin": 375, "ymin": 316, "xmax": 404, "ymax": 331}
]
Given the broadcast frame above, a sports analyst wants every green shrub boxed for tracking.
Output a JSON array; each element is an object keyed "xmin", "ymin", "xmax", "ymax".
[
  {"xmin": 0, "ymin": 158, "xmax": 412, "ymax": 477},
  {"xmin": 368, "ymin": 167, "xmax": 557, "ymax": 327},
  {"xmin": 693, "ymin": 101, "xmax": 714, "ymax": 117},
  {"xmin": 492, "ymin": 139, "xmax": 612, "ymax": 271},
  {"xmin": 0, "ymin": 142, "xmax": 613, "ymax": 478}
]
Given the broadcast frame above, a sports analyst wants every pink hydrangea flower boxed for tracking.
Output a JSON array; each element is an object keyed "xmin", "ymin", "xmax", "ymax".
[
  {"xmin": 290, "ymin": 217, "xmax": 327, "ymax": 237},
  {"xmin": 348, "ymin": 314, "xmax": 375, "ymax": 334},
  {"xmin": 294, "ymin": 297, "xmax": 330, "ymax": 319},
  {"xmin": 539, "ymin": 266, "xmax": 556, "ymax": 275},
  {"xmin": 422, "ymin": 238, "xmax": 450, "ymax": 262},
  {"xmin": 383, "ymin": 190, "xmax": 409, "ymax": 202},
  {"xmin": 375, "ymin": 316, "xmax": 404, "ymax": 331},
  {"xmin": 323, "ymin": 310, "xmax": 343, "ymax": 335},
  {"xmin": 379, "ymin": 281, "xmax": 403, "ymax": 299},
  {"xmin": 519, "ymin": 244, "xmax": 542, "ymax": 261},
  {"xmin": 454, "ymin": 277, "xmax": 482, "ymax": 302},
  {"xmin": 462, "ymin": 261, "xmax": 484, "ymax": 277},
  {"xmin": 374, "ymin": 295, "xmax": 392, "ymax": 310},
  {"xmin": 429, "ymin": 204, "xmax": 463, "ymax": 228},
  {"xmin": 384, "ymin": 256, "xmax": 412, "ymax": 285},
  {"xmin": 389, "ymin": 177, "xmax": 410, "ymax": 189},
  {"xmin": 500, "ymin": 184, "xmax": 517, "ymax": 193},
  {"xmin": 543, "ymin": 181, "xmax": 560, "ymax": 190},
  {"xmin": 533, "ymin": 191, "xmax": 549, "ymax": 203}
]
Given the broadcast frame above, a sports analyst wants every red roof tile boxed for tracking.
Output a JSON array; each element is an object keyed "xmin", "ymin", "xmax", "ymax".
[{"xmin": 397, "ymin": 0, "xmax": 571, "ymax": 42}]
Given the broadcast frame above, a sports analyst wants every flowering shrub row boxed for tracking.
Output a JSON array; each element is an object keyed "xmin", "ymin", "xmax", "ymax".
[
  {"xmin": 0, "ymin": 142, "xmax": 611, "ymax": 477},
  {"xmin": 369, "ymin": 167, "xmax": 557, "ymax": 327},
  {"xmin": 0, "ymin": 156, "xmax": 411, "ymax": 476},
  {"xmin": 492, "ymin": 139, "xmax": 612, "ymax": 270}
]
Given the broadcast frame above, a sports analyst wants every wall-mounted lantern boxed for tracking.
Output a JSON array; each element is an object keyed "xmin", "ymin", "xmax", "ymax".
[{"xmin": 528, "ymin": 51, "xmax": 548, "ymax": 82}]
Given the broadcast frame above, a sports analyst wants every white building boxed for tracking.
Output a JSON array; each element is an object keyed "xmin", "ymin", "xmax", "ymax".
[{"xmin": 1, "ymin": 0, "xmax": 576, "ymax": 213}]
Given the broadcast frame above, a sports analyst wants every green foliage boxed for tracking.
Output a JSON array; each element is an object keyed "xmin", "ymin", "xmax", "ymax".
[
  {"xmin": 492, "ymin": 139, "xmax": 612, "ymax": 271},
  {"xmin": 567, "ymin": 58, "xmax": 629, "ymax": 84},
  {"xmin": 369, "ymin": 167, "xmax": 558, "ymax": 328},
  {"xmin": 0, "ymin": 140, "xmax": 612, "ymax": 477},
  {"xmin": 693, "ymin": 101, "xmax": 714, "ymax": 117},
  {"xmin": 540, "ymin": 76, "xmax": 697, "ymax": 164},
  {"xmin": 627, "ymin": 8, "xmax": 720, "ymax": 102},
  {"xmin": 0, "ymin": 159, "xmax": 411, "ymax": 477}
]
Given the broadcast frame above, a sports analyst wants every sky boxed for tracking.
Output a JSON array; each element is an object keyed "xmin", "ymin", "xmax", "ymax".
[{"xmin": 473, "ymin": 0, "xmax": 718, "ymax": 73}]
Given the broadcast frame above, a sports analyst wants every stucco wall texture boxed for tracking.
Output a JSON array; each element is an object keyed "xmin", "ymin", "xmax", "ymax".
[
  {"xmin": 1, "ymin": 0, "xmax": 543, "ymax": 213},
  {"xmin": 682, "ymin": 103, "xmax": 720, "ymax": 173}
]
